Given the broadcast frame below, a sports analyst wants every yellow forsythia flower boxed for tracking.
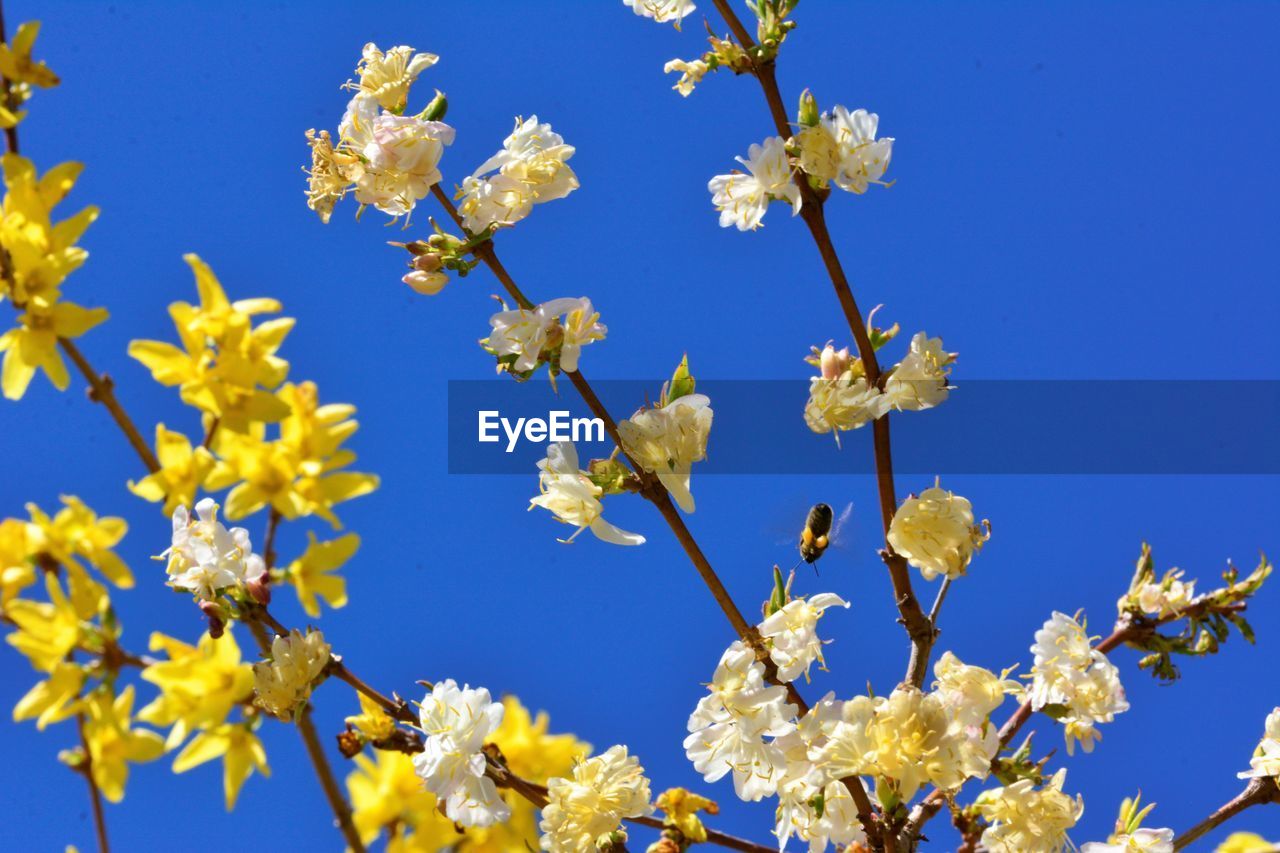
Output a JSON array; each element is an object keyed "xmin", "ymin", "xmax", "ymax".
[
  {"xmin": 25, "ymin": 496, "xmax": 131, "ymax": 588},
  {"xmin": 137, "ymin": 631, "xmax": 253, "ymax": 749},
  {"xmin": 81, "ymin": 685, "xmax": 164, "ymax": 803},
  {"xmin": 1217, "ymin": 833, "xmax": 1279, "ymax": 853},
  {"xmin": 0, "ymin": 22, "xmax": 59, "ymax": 87},
  {"xmin": 205, "ymin": 382, "xmax": 378, "ymax": 527},
  {"xmin": 171, "ymin": 722, "xmax": 269, "ymax": 810},
  {"xmin": 0, "ymin": 154, "xmax": 97, "ymax": 303},
  {"xmin": 286, "ymin": 530, "xmax": 358, "ymax": 617},
  {"xmin": 656, "ymin": 788, "xmax": 719, "ymax": 844},
  {"xmin": 0, "ymin": 516, "xmax": 36, "ymax": 605},
  {"xmin": 128, "ymin": 254, "xmax": 294, "ymax": 431},
  {"xmin": 0, "ymin": 298, "xmax": 107, "ymax": 398},
  {"xmin": 127, "ymin": 423, "xmax": 216, "ymax": 515},
  {"xmin": 345, "ymin": 692, "xmax": 396, "ymax": 742},
  {"xmin": 347, "ymin": 749, "xmax": 458, "ymax": 848},
  {"xmin": 13, "ymin": 659, "xmax": 83, "ymax": 729},
  {"xmin": 4, "ymin": 570, "xmax": 103, "ymax": 671}
]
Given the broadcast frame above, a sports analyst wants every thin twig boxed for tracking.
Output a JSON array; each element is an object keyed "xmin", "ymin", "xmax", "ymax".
[
  {"xmin": 59, "ymin": 339, "xmax": 161, "ymax": 473},
  {"xmin": 296, "ymin": 706, "xmax": 366, "ymax": 852},
  {"xmin": 1173, "ymin": 777, "xmax": 1279, "ymax": 850},
  {"xmin": 75, "ymin": 713, "xmax": 111, "ymax": 853}
]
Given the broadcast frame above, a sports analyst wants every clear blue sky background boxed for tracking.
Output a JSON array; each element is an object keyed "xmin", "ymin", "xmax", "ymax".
[{"xmin": 2, "ymin": 1, "xmax": 1277, "ymax": 850}]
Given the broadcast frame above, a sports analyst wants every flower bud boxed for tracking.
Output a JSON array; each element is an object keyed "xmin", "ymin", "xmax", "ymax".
[
  {"xmin": 798, "ymin": 88, "xmax": 820, "ymax": 127},
  {"xmin": 247, "ymin": 572, "xmax": 272, "ymax": 606},
  {"xmin": 403, "ymin": 269, "xmax": 448, "ymax": 295},
  {"xmin": 198, "ymin": 599, "xmax": 226, "ymax": 638},
  {"xmin": 337, "ymin": 728, "xmax": 363, "ymax": 758},
  {"xmin": 819, "ymin": 343, "xmax": 852, "ymax": 379},
  {"xmin": 419, "ymin": 89, "xmax": 448, "ymax": 122},
  {"xmin": 411, "ymin": 252, "xmax": 444, "ymax": 273}
]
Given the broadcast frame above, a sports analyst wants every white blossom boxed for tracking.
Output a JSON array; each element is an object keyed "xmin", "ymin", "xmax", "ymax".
[
  {"xmin": 887, "ymin": 480, "xmax": 988, "ymax": 582},
  {"xmin": 162, "ymin": 499, "xmax": 265, "ymax": 600},
  {"xmin": 708, "ymin": 137, "xmax": 801, "ymax": 231},
  {"xmin": 1133, "ymin": 572, "xmax": 1197, "ymax": 618},
  {"xmin": 483, "ymin": 296, "xmax": 607, "ymax": 374},
  {"xmin": 460, "ymin": 116, "xmax": 578, "ymax": 232},
  {"xmin": 684, "ymin": 640, "xmax": 797, "ymax": 801},
  {"xmin": 758, "ymin": 593, "xmax": 849, "ymax": 683},
  {"xmin": 252, "ymin": 629, "xmax": 331, "ymax": 721},
  {"xmin": 540, "ymin": 745, "xmax": 653, "ymax": 852},
  {"xmin": 880, "ymin": 333, "xmax": 955, "ymax": 413},
  {"xmin": 975, "ymin": 769, "xmax": 1084, "ymax": 853},
  {"xmin": 618, "ymin": 393, "xmax": 713, "ymax": 513},
  {"xmin": 773, "ymin": 715, "xmax": 866, "ymax": 853},
  {"xmin": 623, "ymin": 0, "xmax": 696, "ymax": 27},
  {"xmin": 412, "ymin": 680, "xmax": 511, "ymax": 828},
  {"xmin": 1081, "ymin": 828, "xmax": 1175, "ymax": 853},
  {"xmin": 1026, "ymin": 612, "xmax": 1130, "ymax": 755},
  {"xmin": 664, "ymin": 58, "xmax": 709, "ymax": 97},
  {"xmin": 804, "ymin": 343, "xmax": 887, "ymax": 440},
  {"xmin": 529, "ymin": 442, "xmax": 645, "ymax": 546},
  {"xmin": 1238, "ymin": 707, "xmax": 1280, "ymax": 780},
  {"xmin": 826, "ymin": 106, "xmax": 894, "ymax": 194},
  {"xmin": 339, "ymin": 93, "xmax": 455, "ymax": 217}
]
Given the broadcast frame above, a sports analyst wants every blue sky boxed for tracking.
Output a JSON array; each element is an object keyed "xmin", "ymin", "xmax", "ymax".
[{"xmin": 2, "ymin": 0, "xmax": 1277, "ymax": 850}]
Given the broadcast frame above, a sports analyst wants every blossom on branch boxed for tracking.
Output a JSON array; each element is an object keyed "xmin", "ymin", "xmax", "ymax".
[
  {"xmin": 887, "ymin": 480, "xmax": 989, "ymax": 582},
  {"xmin": 481, "ymin": 296, "xmax": 605, "ymax": 378},
  {"xmin": 758, "ymin": 592, "xmax": 849, "ymax": 683},
  {"xmin": 529, "ymin": 442, "xmax": 644, "ymax": 546},
  {"xmin": 345, "ymin": 42, "xmax": 438, "ymax": 114},
  {"xmin": 791, "ymin": 105, "xmax": 894, "ymax": 195},
  {"xmin": 459, "ymin": 116, "xmax": 579, "ymax": 233},
  {"xmin": 880, "ymin": 332, "xmax": 955, "ymax": 413},
  {"xmin": 413, "ymin": 680, "xmax": 510, "ymax": 827},
  {"xmin": 1238, "ymin": 707, "xmax": 1280, "ymax": 781},
  {"xmin": 251, "ymin": 628, "xmax": 330, "ymax": 721},
  {"xmin": 973, "ymin": 768, "xmax": 1084, "ymax": 853},
  {"xmin": 618, "ymin": 390, "xmax": 713, "ymax": 513},
  {"xmin": 708, "ymin": 136, "xmax": 800, "ymax": 231},
  {"xmin": 622, "ymin": 0, "xmax": 696, "ymax": 28},
  {"xmin": 540, "ymin": 744, "xmax": 653, "ymax": 852},
  {"xmin": 161, "ymin": 499, "xmax": 266, "ymax": 601}
]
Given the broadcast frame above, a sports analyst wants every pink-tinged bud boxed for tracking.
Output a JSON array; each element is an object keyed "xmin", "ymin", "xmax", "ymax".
[
  {"xmin": 247, "ymin": 574, "xmax": 272, "ymax": 606},
  {"xmin": 411, "ymin": 252, "xmax": 444, "ymax": 273},
  {"xmin": 820, "ymin": 344, "xmax": 852, "ymax": 379},
  {"xmin": 198, "ymin": 600, "xmax": 226, "ymax": 639}
]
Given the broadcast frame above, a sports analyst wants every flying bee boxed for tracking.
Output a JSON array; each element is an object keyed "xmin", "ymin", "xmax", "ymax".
[{"xmin": 798, "ymin": 502, "xmax": 852, "ymax": 571}]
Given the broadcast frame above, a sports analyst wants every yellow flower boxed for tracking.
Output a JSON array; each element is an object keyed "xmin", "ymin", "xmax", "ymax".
[
  {"xmin": 346, "ymin": 749, "xmax": 458, "ymax": 847},
  {"xmin": 82, "ymin": 685, "xmax": 165, "ymax": 803},
  {"xmin": 13, "ymin": 659, "xmax": 83, "ymax": 729},
  {"xmin": 4, "ymin": 570, "xmax": 103, "ymax": 671},
  {"xmin": 0, "ymin": 516, "xmax": 36, "ymax": 605},
  {"xmin": 137, "ymin": 630, "xmax": 253, "ymax": 749},
  {"xmin": 127, "ymin": 424, "xmax": 216, "ymax": 515},
  {"xmin": 1218, "ymin": 833, "xmax": 1278, "ymax": 853},
  {"xmin": 286, "ymin": 531, "xmax": 358, "ymax": 617},
  {"xmin": 0, "ymin": 298, "xmax": 107, "ymax": 399},
  {"xmin": 656, "ymin": 788, "xmax": 719, "ymax": 844},
  {"xmin": 172, "ymin": 722, "xmax": 269, "ymax": 810},
  {"xmin": 128, "ymin": 255, "xmax": 294, "ymax": 432},
  {"xmin": 0, "ymin": 154, "xmax": 97, "ymax": 304},
  {"xmin": 205, "ymin": 382, "xmax": 378, "ymax": 527},
  {"xmin": 0, "ymin": 21, "xmax": 59, "ymax": 88},
  {"xmin": 345, "ymin": 692, "xmax": 396, "ymax": 742},
  {"xmin": 25, "ymin": 496, "xmax": 131, "ymax": 588}
]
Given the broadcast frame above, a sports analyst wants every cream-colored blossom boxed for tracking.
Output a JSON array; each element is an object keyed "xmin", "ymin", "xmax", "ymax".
[
  {"xmin": 881, "ymin": 332, "xmax": 955, "ymax": 412},
  {"xmin": 887, "ymin": 481, "xmax": 988, "ymax": 581},
  {"xmin": 346, "ymin": 42, "xmax": 438, "ymax": 114},
  {"xmin": 804, "ymin": 343, "xmax": 886, "ymax": 441},
  {"xmin": 412, "ymin": 680, "xmax": 510, "ymax": 827},
  {"xmin": 529, "ymin": 442, "xmax": 644, "ymax": 546},
  {"xmin": 540, "ymin": 745, "xmax": 653, "ymax": 852},
  {"xmin": 758, "ymin": 593, "xmax": 849, "ymax": 683},
  {"xmin": 664, "ymin": 58, "xmax": 709, "ymax": 97},
  {"xmin": 252, "ymin": 629, "xmax": 330, "ymax": 721},
  {"xmin": 708, "ymin": 137, "xmax": 800, "ymax": 231},
  {"xmin": 1238, "ymin": 707, "xmax": 1280, "ymax": 780},
  {"xmin": 459, "ymin": 116, "xmax": 578, "ymax": 233},
  {"xmin": 161, "ymin": 499, "xmax": 265, "ymax": 600},
  {"xmin": 1026, "ymin": 611, "xmax": 1130, "ymax": 755},
  {"xmin": 623, "ymin": 0, "xmax": 696, "ymax": 28},
  {"xmin": 932, "ymin": 651, "xmax": 1019, "ymax": 728},
  {"xmin": 340, "ymin": 93, "xmax": 455, "ymax": 218},
  {"xmin": 974, "ymin": 769, "xmax": 1084, "ymax": 853},
  {"xmin": 826, "ymin": 106, "xmax": 894, "ymax": 195},
  {"xmin": 618, "ymin": 393, "xmax": 713, "ymax": 513}
]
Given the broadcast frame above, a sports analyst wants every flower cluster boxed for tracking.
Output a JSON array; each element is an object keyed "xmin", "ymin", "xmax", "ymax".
[
  {"xmin": 618, "ymin": 387, "xmax": 713, "ymax": 513},
  {"xmin": 758, "ymin": 592, "xmax": 849, "ymax": 683},
  {"xmin": 790, "ymin": 101, "xmax": 894, "ymax": 195},
  {"xmin": 306, "ymin": 42, "xmax": 452, "ymax": 222},
  {"xmin": 0, "ymin": 21, "xmax": 58, "ymax": 128},
  {"xmin": 481, "ymin": 296, "xmax": 605, "ymax": 379},
  {"xmin": 540, "ymin": 744, "xmax": 653, "ymax": 851},
  {"xmin": 251, "ymin": 628, "xmax": 331, "ymax": 721},
  {"xmin": 803, "ymin": 333, "xmax": 955, "ymax": 442},
  {"xmin": 413, "ymin": 680, "xmax": 511, "ymax": 827},
  {"xmin": 887, "ymin": 479, "xmax": 989, "ymax": 582},
  {"xmin": 161, "ymin": 499, "xmax": 265, "ymax": 603},
  {"xmin": 1025, "ymin": 611, "xmax": 1130, "ymax": 755},
  {"xmin": 459, "ymin": 116, "xmax": 579, "ymax": 234},
  {"xmin": 0, "ymin": 154, "xmax": 106, "ymax": 399}
]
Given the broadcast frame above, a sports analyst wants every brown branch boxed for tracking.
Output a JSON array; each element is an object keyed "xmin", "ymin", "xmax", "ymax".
[
  {"xmin": 0, "ymin": 0, "xmax": 20, "ymax": 156},
  {"xmin": 75, "ymin": 712, "xmax": 111, "ymax": 853},
  {"xmin": 706, "ymin": 2, "xmax": 934, "ymax": 694},
  {"xmin": 59, "ymin": 339, "xmax": 161, "ymax": 473},
  {"xmin": 1173, "ymin": 776, "xmax": 1279, "ymax": 850},
  {"xmin": 295, "ymin": 705, "xmax": 366, "ymax": 852}
]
